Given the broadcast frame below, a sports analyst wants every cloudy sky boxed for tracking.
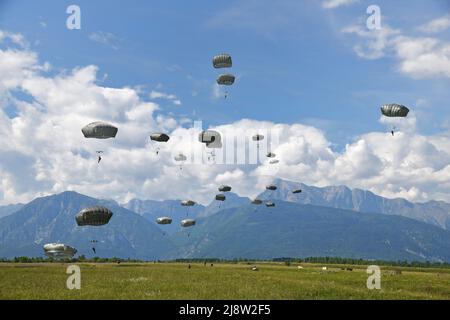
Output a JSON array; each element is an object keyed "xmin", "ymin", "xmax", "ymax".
[{"xmin": 1, "ymin": 0, "xmax": 450, "ymax": 205}]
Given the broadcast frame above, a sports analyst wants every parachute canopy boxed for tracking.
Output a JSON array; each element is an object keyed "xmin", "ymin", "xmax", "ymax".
[
  {"xmin": 181, "ymin": 219, "xmax": 196, "ymax": 227},
  {"xmin": 216, "ymin": 74, "xmax": 235, "ymax": 86},
  {"xmin": 292, "ymin": 189, "xmax": 302, "ymax": 194},
  {"xmin": 199, "ymin": 130, "xmax": 222, "ymax": 148},
  {"xmin": 43, "ymin": 243, "xmax": 77, "ymax": 259},
  {"xmin": 265, "ymin": 202, "xmax": 275, "ymax": 207},
  {"xmin": 215, "ymin": 194, "xmax": 226, "ymax": 201},
  {"xmin": 266, "ymin": 185, "xmax": 277, "ymax": 191},
  {"xmin": 181, "ymin": 200, "xmax": 196, "ymax": 207},
  {"xmin": 380, "ymin": 104, "xmax": 409, "ymax": 117},
  {"xmin": 252, "ymin": 134, "xmax": 264, "ymax": 141},
  {"xmin": 82, "ymin": 121, "xmax": 118, "ymax": 139},
  {"xmin": 251, "ymin": 199, "xmax": 263, "ymax": 205},
  {"xmin": 150, "ymin": 133, "xmax": 170, "ymax": 142},
  {"xmin": 213, "ymin": 54, "xmax": 232, "ymax": 68},
  {"xmin": 218, "ymin": 185, "xmax": 232, "ymax": 192},
  {"xmin": 76, "ymin": 206, "xmax": 113, "ymax": 226},
  {"xmin": 156, "ymin": 217, "xmax": 172, "ymax": 225},
  {"xmin": 174, "ymin": 153, "xmax": 187, "ymax": 162}
]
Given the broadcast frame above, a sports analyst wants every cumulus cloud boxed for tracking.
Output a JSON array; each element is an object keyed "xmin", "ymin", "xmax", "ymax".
[
  {"xmin": 1, "ymin": 31, "xmax": 450, "ymax": 206},
  {"xmin": 343, "ymin": 22, "xmax": 450, "ymax": 79},
  {"xmin": 149, "ymin": 90, "xmax": 181, "ymax": 106},
  {"xmin": 418, "ymin": 15, "xmax": 450, "ymax": 33}
]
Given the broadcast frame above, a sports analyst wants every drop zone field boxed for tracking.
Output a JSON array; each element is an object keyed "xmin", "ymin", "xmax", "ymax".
[{"xmin": 0, "ymin": 262, "xmax": 449, "ymax": 299}]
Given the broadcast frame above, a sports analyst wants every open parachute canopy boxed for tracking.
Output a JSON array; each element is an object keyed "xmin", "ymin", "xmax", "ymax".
[
  {"xmin": 217, "ymin": 74, "xmax": 235, "ymax": 86},
  {"xmin": 43, "ymin": 243, "xmax": 77, "ymax": 259},
  {"xmin": 218, "ymin": 185, "xmax": 232, "ymax": 192},
  {"xmin": 156, "ymin": 217, "xmax": 172, "ymax": 225},
  {"xmin": 76, "ymin": 206, "xmax": 113, "ymax": 226},
  {"xmin": 174, "ymin": 153, "xmax": 187, "ymax": 162},
  {"xmin": 252, "ymin": 134, "xmax": 264, "ymax": 141},
  {"xmin": 199, "ymin": 130, "xmax": 222, "ymax": 148},
  {"xmin": 213, "ymin": 54, "xmax": 232, "ymax": 68},
  {"xmin": 181, "ymin": 219, "xmax": 196, "ymax": 227},
  {"xmin": 82, "ymin": 121, "xmax": 118, "ymax": 139},
  {"xmin": 150, "ymin": 133, "xmax": 170, "ymax": 142},
  {"xmin": 251, "ymin": 199, "xmax": 263, "ymax": 205},
  {"xmin": 181, "ymin": 200, "xmax": 196, "ymax": 206},
  {"xmin": 380, "ymin": 104, "xmax": 409, "ymax": 117},
  {"xmin": 215, "ymin": 194, "xmax": 226, "ymax": 201}
]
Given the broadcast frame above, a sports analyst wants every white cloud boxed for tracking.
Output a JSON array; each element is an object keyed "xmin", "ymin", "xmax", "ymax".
[
  {"xmin": 322, "ymin": 0, "xmax": 359, "ymax": 9},
  {"xmin": 343, "ymin": 22, "xmax": 450, "ymax": 79},
  {"xmin": 418, "ymin": 15, "xmax": 450, "ymax": 33},
  {"xmin": 2, "ymin": 31, "xmax": 450, "ymax": 206},
  {"xmin": 149, "ymin": 90, "xmax": 181, "ymax": 106},
  {"xmin": 89, "ymin": 31, "xmax": 120, "ymax": 50}
]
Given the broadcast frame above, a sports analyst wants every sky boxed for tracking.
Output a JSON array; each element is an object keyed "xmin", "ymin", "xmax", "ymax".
[{"xmin": 1, "ymin": 0, "xmax": 450, "ymax": 205}]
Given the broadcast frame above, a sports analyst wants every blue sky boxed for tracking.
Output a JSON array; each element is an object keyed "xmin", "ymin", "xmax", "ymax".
[
  {"xmin": 1, "ymin": 0, "xmax": 450, "ymax": 204},
  {"xmin": 1, "ymin": 0, "xmax": 449, "ymax": 147}
]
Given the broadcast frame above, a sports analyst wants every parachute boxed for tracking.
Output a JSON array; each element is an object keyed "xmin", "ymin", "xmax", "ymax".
[
  {"xmin": 43, "ymin": 243, "xmax": 77, "ymax": 260},
  {"xmin": 216, "ymin": 74, "xmax": 235, "ymax": 86},
  {"xmin": 380, "ymin": 104, "xmax": 409, "ymax": 117},
  {"xmin": 218, "ymin": 185, "xmax": 232, "ymax": 192},
  {"xmin": 150, "ymin": 133, "xmax": 170, "ymax": 142},
  {"xmin": 174, "ymin": 153, "xmax": 187, "ymax": 170},
  {"xmin": 181, "ymin": 219, "xmax": 196, "ymax": 227},
  {"xmin": 266, "ymin": 185, "xmax": 277, "ymax": 191},
  {"xmin": 181, "ymin": 200, "xmax": 196, "ymax": 207},
  {"xmin": 174, "ymin": 153, "xmax": 187, "ymax": 162},
  {"xmin": 199, "ymin": 130, "xmax": 222, "ymax": 148},
  {"xmin": 252, "ymin": 134, "xmax": 264, "ymax": 142},
  {"xmin": 251, "ymin": 199, "xmax": 263, "ymax": 205},
  {"xmin": 215, "ymin": 194, "xmax": 226, "ymax": 201},
  {"xmin": 292, "ymin": 189, "xmax": 302, "ymax": 194},
  {"xmin": 76, "ymin": 206, "xmax": 113, "ymax": 226},
  {"xmin": 213, "ymin": 54, "xmax": 232, "ymax": 68},
  {"xmin": 82, "ymin": 121, "xmax": 118, "ymax": 139},
  {"xmin": 156, "ymin": 217, "xmax": 172, "ymax": 225}
]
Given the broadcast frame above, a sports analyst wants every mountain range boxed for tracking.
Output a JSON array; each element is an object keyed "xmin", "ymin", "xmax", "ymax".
[{"xmin": 1, "ymin": 179, "xmax": 450, "ymax": 261}]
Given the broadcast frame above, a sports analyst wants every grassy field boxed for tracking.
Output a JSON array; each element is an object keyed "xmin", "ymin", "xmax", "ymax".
[{"xmin": 0, "ymin": 262, "xmax": 449, "ymax": 299}]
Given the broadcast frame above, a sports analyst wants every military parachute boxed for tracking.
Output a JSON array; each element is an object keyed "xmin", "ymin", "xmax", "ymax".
[
  {"xmin": 380, "ymin": 104, "xmax": 409, "ymax": 117},
  {"xmin": 181, "ymin": 219, "xmax": 196, "ymax": 227},
  {"xmin": 218, "ymin": 185, "xmax": 232, "ymax": 192},
  {"xmin": 265, "ymin": 202, "xmax": 275, "ymax": 208},
  {"xmin": 82, "ymin": 121, "xmax": 118, "ymax": 139},
  {"xmin": 215, "ymin": 194, "xmax": 226, "ymax": 201},
  {"xmin": 150, "ymin": 133, "xmax": 170, "ymax": 155},
  {"xmin": 76, "ymin": 206, "xmax": 113, "ymax": 226},
  {"xmin": 174, "ymin": 153, "xmax": 187, "ymax": 170},
  {"xmin": 213, "ymin": 54, "xmax": 232, "ymax": 68},
  {"xmin": 156, "ymin": 217, "xmax": 172, "ymax": 225},
  {"xmin": 251, "ymin": 199, "xmax": 263, "ymax": 205},
  {"xmin": 43, "ymin": 243, "xmax": 77, "ymax": 260},
  {"xmin": 216, "ymin": 74, "xmax": 235, "ymax": 86}
]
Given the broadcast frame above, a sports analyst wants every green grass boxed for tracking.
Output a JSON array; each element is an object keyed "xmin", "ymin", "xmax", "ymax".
[{"xmin": 0, "ymin": 262, "xmax": 449, "ymax": 299}]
